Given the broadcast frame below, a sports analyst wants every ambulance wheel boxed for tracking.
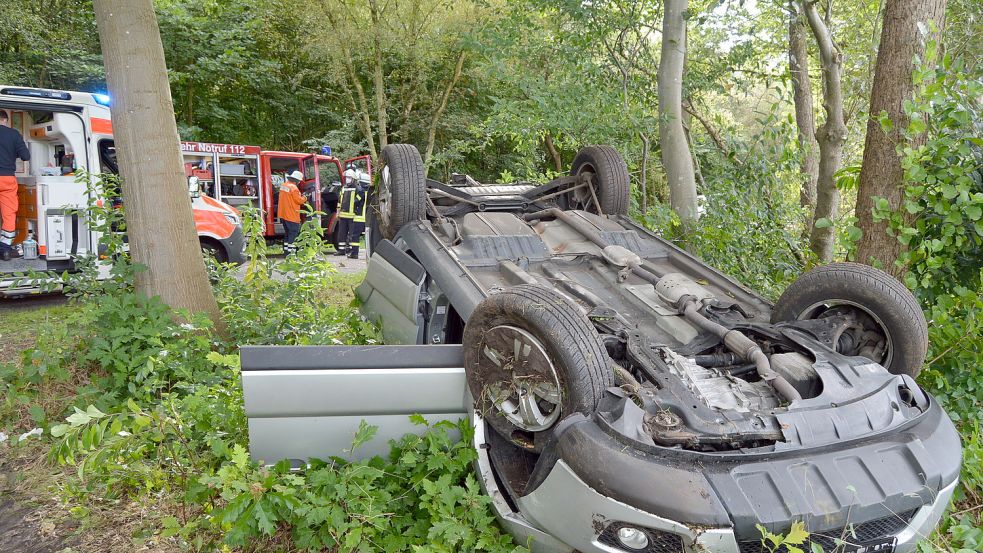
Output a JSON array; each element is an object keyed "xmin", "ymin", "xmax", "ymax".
[
  {"xmin": 378, "ymin": 144, "xmax": 426, "ymax": 240},
  {"xmin": 567, "ymin": 145, "xmax": 630, "ymax": 216},
  {"xmin": 200, "ymin": 240, "xmax": 228, "ymax": 263},
  {"xmin": 464, "ymin": 284, "xmax": 613, "ymax": 452}
]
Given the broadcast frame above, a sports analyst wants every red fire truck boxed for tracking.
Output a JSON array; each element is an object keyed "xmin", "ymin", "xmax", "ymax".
[{"xmin": 182, "ymin": 142, "xmax": 370, "ymax": 240}]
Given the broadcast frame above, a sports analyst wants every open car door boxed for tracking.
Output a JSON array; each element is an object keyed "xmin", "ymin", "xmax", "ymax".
[
  {"xmin": 241, "ymin": 239, "xmax": 464, "ymax": 465},
  {"xmin": 241, "ymin": 344, "xmax": 466, "ymax": 465},
  {"xmin": 344, "ymin": 154, "xmax": 372, "ymax": 179}
]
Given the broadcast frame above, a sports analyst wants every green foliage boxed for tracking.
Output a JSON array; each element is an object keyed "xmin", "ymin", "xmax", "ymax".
[
  {"xmin": 679, "ymin": 97, "xmax": 812, "ymax": 299},
  {"xmin": 192, "ymin": 419, "xmax": 522, "ymax": 551},
  {"xmin": 871, "ymin": 48, "xmax": 982, "ymax": 298},
  {"xmin": 755, "ymin": 521, "xmax": 810, "ymax": 553},
  {"xmin": 3, "ymin": 185, "xmax": 513, "ymax": 551},
  {"xmin": 216, "ymin": 206, "xmax": 381, "ymax": 346},
  {"xmin": 863, "ymin": 44, "xmax": 983, "ymax": 552},
  {"xmin": 0, "ymin": 0, "xmax": 104, "ymax": 90}
]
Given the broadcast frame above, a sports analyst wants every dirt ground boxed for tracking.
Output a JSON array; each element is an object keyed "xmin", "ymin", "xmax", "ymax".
[{"xmin": 0, "ymin": 442, "xmax": 78, "ymax": 553}]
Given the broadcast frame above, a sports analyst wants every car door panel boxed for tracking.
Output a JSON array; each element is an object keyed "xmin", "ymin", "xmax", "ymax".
[
  {"xmin": 356, "ymin": 239, "xmax": 426, "ymax": 344},
  {"xmin": 241, "ymin": 344, "xmax": 466, "ymax": 464}
]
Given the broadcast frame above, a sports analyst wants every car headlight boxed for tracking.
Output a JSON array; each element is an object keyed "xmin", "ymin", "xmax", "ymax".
[{"xmin": 223, "ymin": 211, "xmax": 241, "ymax": 226}]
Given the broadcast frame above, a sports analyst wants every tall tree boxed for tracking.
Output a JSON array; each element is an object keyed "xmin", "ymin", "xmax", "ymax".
[
  {"xmin": 312, "ymin": 0, "xmax": 482, "ymax": 167},
  {"xmin": 658, "ymin": 0, "xmax": 699, "ymax": 226},
  {"xmin": 93, "ymin": 0, "xmax": 224, "ymax": 329},
  {"xmin": 788, "ymin": 1, "xmax": 819, "ymax": 215},
  {"xmin": 801, "ymin": 0, "xmax": 846, "ymax": 263},
  {"xmin": 854, "ymin": 0, "xmax": 947, "ymax": 274}
]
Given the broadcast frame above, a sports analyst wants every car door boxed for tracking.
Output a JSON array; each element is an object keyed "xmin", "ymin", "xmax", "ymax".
[
  {"xmin": 356, "ymin": 238, "xmax": 427, "ymax": 345},
  {"xmin": 241, "ymin": 343, "xmax": 466, "ymax": 466},
  {"xmin": 344, "ymin": 155, "xmax": 372, "ymax": 180}
]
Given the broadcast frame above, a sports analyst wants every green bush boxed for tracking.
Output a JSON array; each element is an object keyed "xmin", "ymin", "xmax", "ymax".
[{"xmin": 1, "ymin": 183, "xmax": 520, "ymax": 551}]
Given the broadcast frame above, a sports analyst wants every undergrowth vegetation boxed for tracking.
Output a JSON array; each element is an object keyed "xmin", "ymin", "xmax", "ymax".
[{"xmin": 0, "ymin": 193, "xmax": 524, "ymax": 552}]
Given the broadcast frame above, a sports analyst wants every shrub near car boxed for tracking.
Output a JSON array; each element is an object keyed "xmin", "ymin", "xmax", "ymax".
[{"xmin": 241, "ymin": 144, "xmax": 961, "ymax": 553}]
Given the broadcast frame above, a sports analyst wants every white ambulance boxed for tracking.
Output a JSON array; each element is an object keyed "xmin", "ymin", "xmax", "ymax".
[{"xmin": 0, "ymin": 86, "xmax": 245, "ymax": 297}]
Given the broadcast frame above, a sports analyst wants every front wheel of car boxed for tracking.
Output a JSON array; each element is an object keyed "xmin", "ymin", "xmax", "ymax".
[
  {"xmin": 463, "ymin": 284, "xmax": 613, "ymax": 452},
  {"xmin": 772, "ymin": 262, "xmax": 928, "ymax": 377},
  {"xmin": 377, "ymin": 144, "xmax": 426, "ymax": 240}
]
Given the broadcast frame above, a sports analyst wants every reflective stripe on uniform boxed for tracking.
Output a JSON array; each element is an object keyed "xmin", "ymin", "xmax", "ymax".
[
  {"xmin": 339, "ymin": 186, "xmax": 356, "ymax": 218},
  {"xmin": 352, "ymin": 187, "xmax": 367, "ymax": 223}
]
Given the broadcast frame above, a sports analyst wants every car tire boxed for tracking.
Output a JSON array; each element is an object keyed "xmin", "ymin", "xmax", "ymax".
[
  {"xmin": 378, "ymin": 144, "xmax": 426, "ymax": 240},
  {"xmin": 772, "ymin": 262, "xmax": 928, "ymax": 377},
  {"xmin": 569, "ymin": 145, "xmax": 630, "ymax": 216},
  {"xmin": 463, "ymin": 284, "xmax": 613, "ymax": 452}
]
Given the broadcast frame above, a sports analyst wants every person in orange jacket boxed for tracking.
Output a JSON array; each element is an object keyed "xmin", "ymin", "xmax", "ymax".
[
  {"xmin": 277, "ymin": 170, "xmax": 306, "ymax": 255},
  {"xmin": 0, "ymin": 110, "xmax": 31, "ymax": 261}
]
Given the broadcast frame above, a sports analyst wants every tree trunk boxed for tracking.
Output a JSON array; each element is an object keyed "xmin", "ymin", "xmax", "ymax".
[
  {"xmin": 789, "ymin": 1, "xmax": 819, "ymax": 213},
  {"xmin": 325, "ymin": 10, "xmax": 377, "ymax": 160},
  {"xmin": 93, "ymin": 0, "xmax": 224, "ymax": 330},
  {"xmin": 424, "ymin": 50, "xmax": 467, "ymax": 172},
  {"xmin": 640, "ymin": 132, "xmax": 650, "ymax": 215},
  {"xmin": 658, "ymin": 0, "xmax": 698, "ymax": 226},
  {"xmin": 802, "ymin": 0, "xmax": 846, "ymax": 263},
  {"xmin": 544, "ymin": 133, "xmax": 563, "ymax": 173},
  {"xmin": 368, "ymin": 0, "xmax": 389, "ymax": 150},
  {"xmin": 854, "ymin": 0, "xmax": 946, "ymax": 275}
]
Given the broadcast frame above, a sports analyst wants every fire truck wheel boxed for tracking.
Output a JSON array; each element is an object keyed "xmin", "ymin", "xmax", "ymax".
[
  {"xmin": 378, "ymin": 144, "xmax": 426, "ymax": 240},
  {"xmin": 568, "ymin": 145, "xmax": 630, "ymax": 216}
]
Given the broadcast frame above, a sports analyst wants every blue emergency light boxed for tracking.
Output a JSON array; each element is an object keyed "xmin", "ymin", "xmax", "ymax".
[
  {"xmin": 93, "ymin": 93, "xmax": 112, "ymax": 106},
  {"xmin": 320, "ymin": 145, "xmax": 331, "ymax": 156}
]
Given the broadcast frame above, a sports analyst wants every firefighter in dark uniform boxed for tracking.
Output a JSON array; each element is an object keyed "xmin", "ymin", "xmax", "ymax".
[
  {"xmin": 332, "ymin": 169, "xmax": 356, "ymax": 254},
  {"xmin": 334, "ymin": 169, "xmax": 369, "ymax": 259}
]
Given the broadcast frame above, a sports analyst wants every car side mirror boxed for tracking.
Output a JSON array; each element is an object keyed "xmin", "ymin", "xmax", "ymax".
[{"xmin": 188, "ymin": 176, "xmax": 201, "ymax": 198}]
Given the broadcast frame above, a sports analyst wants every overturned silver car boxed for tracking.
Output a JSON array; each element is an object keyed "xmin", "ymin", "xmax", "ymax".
[{"xmin": 241, "ymin": 144, "xmax": 961, "ymax": 553}]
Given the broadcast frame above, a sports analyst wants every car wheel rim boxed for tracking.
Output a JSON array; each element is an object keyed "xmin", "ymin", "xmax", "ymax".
[
  {"xmin": 571, "ymin": 165, "xmax": 599, "ymax": 212},
  {"xmin": 477, "ymin": 325, "xmax": 562, "ymax": 432},
  {"xmin": 797, "ymin": 299, "xmax": 895, "ymax": 369},
  {"xmin": 379, "ymin": 165, "xmax": 392, "ymax": 229}
]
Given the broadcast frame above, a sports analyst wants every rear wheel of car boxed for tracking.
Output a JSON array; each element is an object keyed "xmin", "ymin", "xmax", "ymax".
[
  {"xmin": 568, "ymin": 145, "xmax": 630, "ymax": 216},
  {"xmin": 772, "ymin": 262, "xmax": 928, "ymax": 377},
  {"xmin": 378, "ymin": 144, "xmax": 426, "ymax": 240},
  {"xmin": 463, "ymin": 284, "xmax": 613, "ymax": 452}
]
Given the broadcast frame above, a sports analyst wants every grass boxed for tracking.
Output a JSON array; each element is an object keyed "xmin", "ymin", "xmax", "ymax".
[
  {"xmin": 0, "ymin": 299, "xmax": 73, "ymax": 366},
  {"xmin": 322, "ymin": 270, "xmax": 365, "ymax": 308},
  {"xmin": 0, "ymin": 268, "xmax": 367, "ymax": 552}
]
